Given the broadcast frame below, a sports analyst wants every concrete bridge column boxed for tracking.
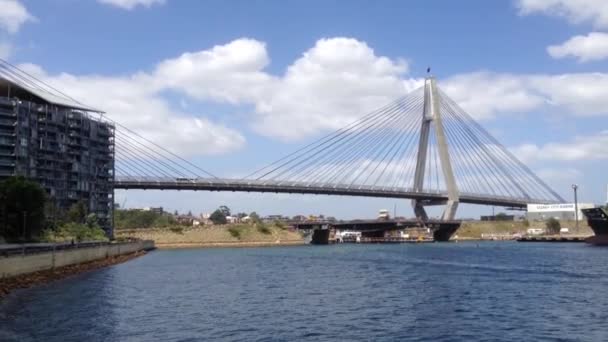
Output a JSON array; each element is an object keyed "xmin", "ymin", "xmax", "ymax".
[
  {"xmin": 311, "ymin": 228, "xmax": 331, "ymax": 245},
  {"xmin": 431, "ymin": 222, "xmax": 462, "ymax": 241}
]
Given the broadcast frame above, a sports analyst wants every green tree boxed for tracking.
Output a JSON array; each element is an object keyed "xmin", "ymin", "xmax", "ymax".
[
  {"xmin": 545, "ymin": 217, "xmax": 561, "ymax": 235},
  {"xmin": 86, "ymin": 213, "xmax": 99, "ymax": 229},
  {"xmin": 51, "ymin": 222, "xmax": 107, "ymax": 242},
  {"xmin": 0, "ymin": 176, "xmax": 46, "ymax": 242},
  {"xmin": 249, "ymin": 211, "xmax": 261, "ymax": 224},
  {"xmin": 114, "ymin": 209, "xmax": 162, "ymax": 229},
  {"xmin": 44, "ymin": 199, "xmax": 65, "ymax": 230},
  {"xmin": 66, "ymin": 201, "xmax": 87, "ymax": 224},
  {"xmin": 210, "ymin": 209, "xmax": 227, "ymax": 225},
  {"xmin": 219, "ymin": 205, "xmax": 231, "ymax": 217}
]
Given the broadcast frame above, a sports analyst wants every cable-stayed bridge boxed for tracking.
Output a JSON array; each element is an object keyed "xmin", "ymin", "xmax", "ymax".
[
  {"xmin": 0, "ymin": 60, "xmax": 565, "ymax": 232},
  {"xmin": 112, "ymin": 77, "xmax": 564, "ymax": 221}
]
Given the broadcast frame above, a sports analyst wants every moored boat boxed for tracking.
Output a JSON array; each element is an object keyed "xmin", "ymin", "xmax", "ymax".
[{"xmin": 582, "ymin": 207, "xmax": 608, "ymax": 245}]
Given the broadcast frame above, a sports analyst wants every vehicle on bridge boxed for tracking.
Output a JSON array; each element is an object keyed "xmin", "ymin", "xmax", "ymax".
[{"xmin": 378, "ymin": 209, "xmax": 390, "ymax": 220}]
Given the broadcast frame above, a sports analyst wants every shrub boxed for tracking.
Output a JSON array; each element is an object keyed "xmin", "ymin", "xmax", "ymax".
[
  {"xmin": 210, "ymin": 209, "xmax": 227, "ymax": 225},
  {"xmin": 170, "ymin": 226, "xmax": 184, "ymax": 234},
  {"xmin": 0, "ymin": 176, "xmax": 46, "ymax": 242},
  {"xmin": 545, "ymin": 217, "xmax": 561, "ymax": 235},
  {"xmin": 228, "ymin": 226, "xmax": 241, "ymax": 239},
  {"xmin": 257, "ymin": 225, "xmax": 271, "ymax": 235},
  {"xmin": 43, "ymin": 222, "xmax": 108, "ymax": 242}
]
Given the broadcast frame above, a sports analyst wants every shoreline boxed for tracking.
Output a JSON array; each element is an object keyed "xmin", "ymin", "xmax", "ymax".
[
  {"xmin": 0, "ymin": 250, "xmax": 147, "ymax": 301},
  {"xmin": 155, "ymin": 240, "xmax": 306, "ymax": 249}
]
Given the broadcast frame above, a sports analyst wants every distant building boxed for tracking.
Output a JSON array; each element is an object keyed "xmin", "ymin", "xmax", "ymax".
[
  {"xmin": 527, "ymin": 203, "xmax": 595, "ymax": 221},
  {"xmin": 263, "ymin": 215, "xmax": 288, "ymax": 223},
  {"xmin": 226, "ymin": 216, "xmax": 239, "ymax": 224},
  {"xmin": 176, "ymin": 215, "xmax": 194, "ymax": 225},
  {"xmin": 143, "ymin": 207, "xmax": 164, "ymax": 215},
  {"xmin": 292, "ymin": 215, "xmax": 307, "ymax": 222},
  {"xmin": 480, "ymin": 215, "xmax": 515, "ymax": 221},
  {"xmin": 0, "ymin": 77, "xmax": 114, "ymax": 234}
]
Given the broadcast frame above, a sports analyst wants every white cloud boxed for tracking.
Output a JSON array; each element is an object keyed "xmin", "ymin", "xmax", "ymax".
[
  {"xmin": 442, "ymin": 71, "xmax": 608, "ymax": 119},
  {"xmin": 547, "ymin": 32, "xmax": 608, "ymax": 62},
  {"xmin": 511, "ymin": 130, "xmax": 608, "ymax": 162},
  {"xmin": 536, "ymin": 167, "xmax": 582, "ymax": 182},
  {"xmin": 16, "ymin": 63, "xmax": 245, "ymax": 157},
  {"xmin": 155, "ymin": 37, "xmax": 417, "ymax": 141},
  {"xmin": 154, "ymin": 39, "xmax": 275, "ymax": 104},
  {"xmin": 98, "ymin": 0, "xmax": 166, "ymax": 10},
  {"xmin": 0, "ymin": 41, "xmax": 11, "ymax": 59},
  {"xmin": 0, "ymin": 0, "xmax": 34, "ymax": 34},
  {"xmin": 442, "ymin": 72, "xmax": 545, "ymax": 119},
  {"xmin": 251, "ymin": 38, "xmax": 416, "ymax": 140},
  {"xmin": 154, "ymin": 38, "xmax": 608, "ymax": 140},
  {"xmin": 516, "ymin": 0, "xmax": 608, "ymax": 29},
  {"xmin": 11, "ymin": 37, "xmax": 608, "ymax": 153}
]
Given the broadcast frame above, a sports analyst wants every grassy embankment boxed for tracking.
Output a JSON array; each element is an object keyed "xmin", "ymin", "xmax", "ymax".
[
  {"xmin": 115, "ymin": 223, "xmax": 305, "ymax": 248},
  {"xmin": 456, "ymin": 220, "xmax": 593, "ymax": 239}
]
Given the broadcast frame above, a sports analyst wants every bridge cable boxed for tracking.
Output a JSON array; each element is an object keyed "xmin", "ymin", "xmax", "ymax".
[{"xmin": 114, "ymin": 130, "xmax": 195, "ymax": 179}]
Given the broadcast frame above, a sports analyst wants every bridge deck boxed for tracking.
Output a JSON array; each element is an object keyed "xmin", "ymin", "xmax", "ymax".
[
  {"xmin": 113, "ymin": 177, "xmax": 559, "ymax": 208},
  {"xmin": 293, "ymin": 219, "xmax": 460, "ymax": 231}
]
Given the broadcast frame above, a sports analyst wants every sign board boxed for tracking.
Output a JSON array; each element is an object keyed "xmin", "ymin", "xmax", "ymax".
[{"xmin": 527, "ymin": 203, "xmax": 595, "ymax": 213}]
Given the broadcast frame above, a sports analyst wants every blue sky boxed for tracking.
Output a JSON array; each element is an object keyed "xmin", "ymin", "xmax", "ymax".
[{"xmin": 1, "ymin": 0, "xmax": 607, "ymax": 218}]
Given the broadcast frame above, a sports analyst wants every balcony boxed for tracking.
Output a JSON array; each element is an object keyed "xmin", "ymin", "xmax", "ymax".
[{"xmin": 0, "ymin": 119, "xmax": 16, "ymax": 126}]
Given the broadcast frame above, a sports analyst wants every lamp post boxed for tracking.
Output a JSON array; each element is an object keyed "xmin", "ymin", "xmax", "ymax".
[{"xmin": 572, "ymin": 184, "xmax": 579, "ymax": 233}]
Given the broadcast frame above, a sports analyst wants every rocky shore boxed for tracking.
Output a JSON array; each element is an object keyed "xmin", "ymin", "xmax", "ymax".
[{"xmin": 0, "ymin": 250, "xmax": 147, "ymax": 300}]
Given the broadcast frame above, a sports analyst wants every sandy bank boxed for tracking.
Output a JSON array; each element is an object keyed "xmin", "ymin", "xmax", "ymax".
[{"xmin": 116, "ymin": 225, "xmax": 306, "ymax": 248}]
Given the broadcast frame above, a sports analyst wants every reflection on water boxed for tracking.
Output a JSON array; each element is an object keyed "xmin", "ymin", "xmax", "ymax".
[{"xmin": 1, "ymin": 242, "xmax": 608, "ymax": 341}]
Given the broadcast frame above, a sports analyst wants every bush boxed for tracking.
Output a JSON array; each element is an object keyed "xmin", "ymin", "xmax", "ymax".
[
  {"xmin": 228, "ymin": 226, "xmax": 241, "ymax": 239},
  {"xmin": 43, "ymin": 222, "xmax": 108, "ymax": 242},
  {"xmin": 0, "ymin": 176, "xmax": 46, "ymax": 242},
  {"xmin": 545, "ymin": 217, "xmax": 561, "ymax": 235},
  {"xmin": 210, "ymin": 209, "xmax": 227, "ymax": 225},
  {"xmin": 257, "ymin": 225, "xmax": 271, "ymax": 235},
  {"xmin": 170, "ymin": 226, "xmax": 184, "ymax": 234},
  {"xmin": 114, "ymin": 209, "xmax": 177, "ymax": 229}
]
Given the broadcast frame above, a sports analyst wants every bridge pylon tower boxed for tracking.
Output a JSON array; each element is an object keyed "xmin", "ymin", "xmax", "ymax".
[{"xmin": 412, "ymin": 76, "xmax": 459, "ymax": 222}]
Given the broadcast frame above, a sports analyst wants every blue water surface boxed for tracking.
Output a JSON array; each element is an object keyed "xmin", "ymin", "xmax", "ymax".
[{"xmin": 1, "ymin": 242, "xmax": 608, "ymax": 341}]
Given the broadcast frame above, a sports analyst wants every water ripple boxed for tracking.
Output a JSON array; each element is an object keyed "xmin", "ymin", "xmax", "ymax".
[{"xmin": 1, "ymin": 242, "xmax": 608, "ymax": 341}]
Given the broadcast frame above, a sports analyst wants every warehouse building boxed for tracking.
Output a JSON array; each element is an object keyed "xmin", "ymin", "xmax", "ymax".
[
  {"xmin": 0, "ymin": 77, "xmax": 114, "ymax": 235},
  {"xmin": 527, "ymin": 203, "xmax": 595, "ymax": 221}
]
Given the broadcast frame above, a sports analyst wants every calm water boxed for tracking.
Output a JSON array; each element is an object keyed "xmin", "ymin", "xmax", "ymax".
[{"xmin": 1, "ymin": 242, "xmax": 608, "ymax": 341}]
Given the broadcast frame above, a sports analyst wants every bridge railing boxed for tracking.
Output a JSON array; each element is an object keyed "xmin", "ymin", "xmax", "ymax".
[{"xmin": 113, "ymin": 176, "xmax": 560, "ymax": 205}]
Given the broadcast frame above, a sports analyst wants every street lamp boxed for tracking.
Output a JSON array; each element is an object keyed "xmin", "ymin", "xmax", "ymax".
[{"xmin": 572, "ymin": 184, "xmax": 579, "ymax": 233}]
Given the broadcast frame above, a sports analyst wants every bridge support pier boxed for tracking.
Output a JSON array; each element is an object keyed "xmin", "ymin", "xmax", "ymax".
[
  {"xmin": 412, "ymin": 76, "xmax": 460, "ymax": 226},
  {"xmin": 311, "ymin": 228, "xmax": 330, "ymax": 245},
  {"xmin": 430, "ymin": 222, "xmax": 462, "ymax": 241}
]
